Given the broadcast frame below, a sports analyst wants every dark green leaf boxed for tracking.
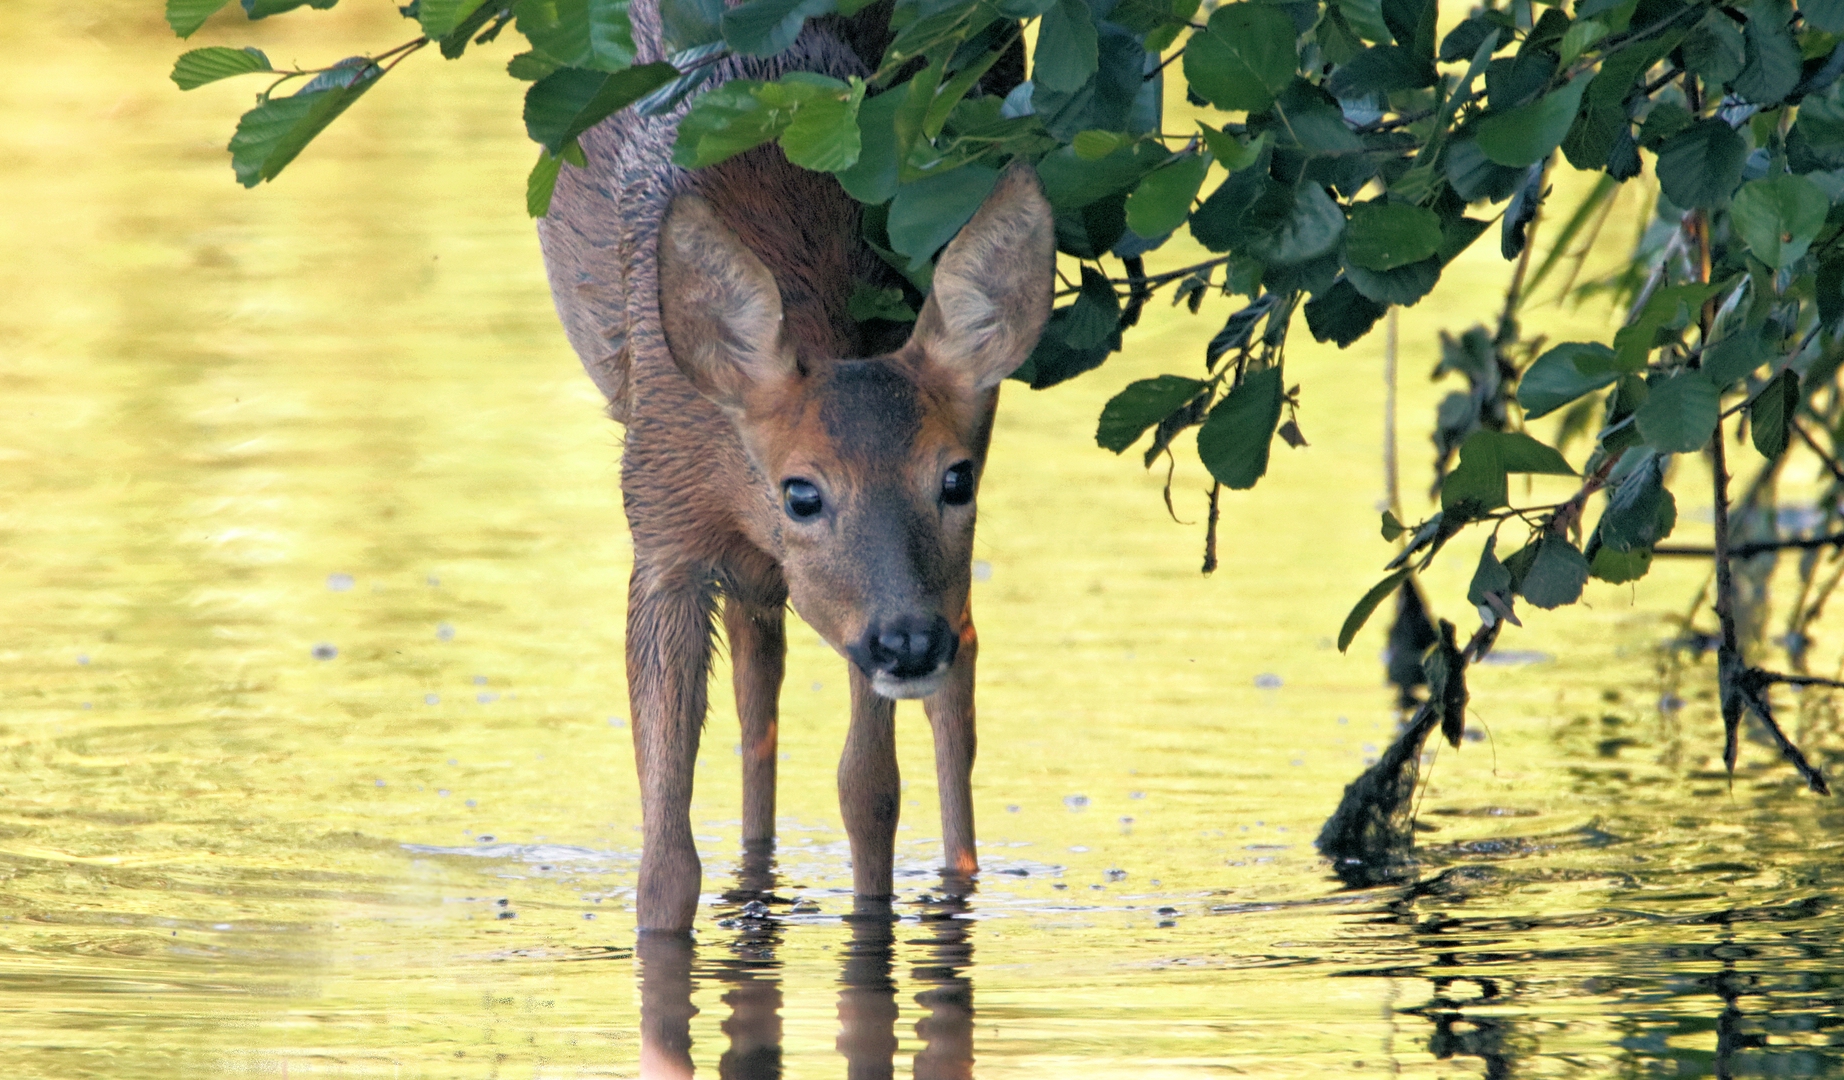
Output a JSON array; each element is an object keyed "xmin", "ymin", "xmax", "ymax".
[
  {"xmin": 887, "ymin": 165, "xmax": 1001, "ymax": 270},
  {"xmin": 1634, "ymin": 371, "xmax": 1720, "ymax": 452},
  {"xmin": 1614, "ymin": 279, "xmax": 1729, "ymax": 368},
  {"xmin": 1125, "ymin": 151, "xmax": 1210, "ymax": 238},
  {"xmin": 1730, "ymin": 174, "xmax": 1828, "ymax": 268},
  {"xmin": 1441, "ymin": 429, "xmax": 1574, "ymax": 515},
  {"xmin": 1474, "ymin": 74, "xmax": 1590, "ymax": 167},
  {"xmin": 1344, "ymin": 201, "xmax": 1442, "ymax": 271},
  {"xmin": 1381, "ymin": 510, "xmax": 1405, "ymax": 540},
  {"xmin": 722, "ymin": 0, "xmax": 836, "ymax": 57},
  {"xmin": 847, "ymin": 283, "xmax": 916, "ymax": 322},
  {"xmin": 1196, "ymin": 124, "xmax": 1266, "ymax": 172},
  {"xmin": 1751, "ymin": 369, "xmax": 1799, "ymax": 459},
  {"xmin": 1590, "ymin": 543, "xmax": 1654, "ymax": 583},
  {"xmin": 1466, "ymin": 534, "xmax": 1514, "ymax": 608},
  {"xmin": 416, "ymin": 0, "xmax": 486, "ymax": 38},
  {"xmin": 531, "ymin": 62, "xmax": 678, "ymax": 154},
  {"xmin": 661, "ymin": 0, "xmax": 724, "ymax": 51},
  {"xmin": 1655, "ymin": 120, "xmax": 1748, "ymax": 209},
  {"xmin": 1518, "ymin": 342, "xmax": 1620, "ymax": 419},
  {"xmin": 1344, "ymin": 257, "xmax": 1440, "ymax": 306},
  {"xmin": 588, "ymin": 0, "xmax": 639, "ymax": 67},
  {"xmin": 1249, "ymin": 183, "xmax": 1346, "ymax": 265},
  {"xmin": 1337, "ymin": 568, "xmax": 1412, "ymax": 652},
  {"xmin": 226, "ymin": 61, "xmax": 379, "ymax": 187},
  {"xmin": 1637, "ymin": 101, "xmax": 1692, "ymax": 148},
  {"xmin": 171, "ymin": 46, "xmax": 272, "ymax": 90},
  {"xmin": 243, "ymin": 0, "xmax": 338, "ymax": 18},
  {"xmin": 1518, "ymin": 535, "xmax": 1590, "ymax": 609},
  {"xmin": 527, "ymin": 148, "xmax": 562, "ymax": 217},
  {"xmin": 1600, "ymin": 450, "xmax": 1675, "ymax": 551},
  {"xmin": 1097, "ymin": 375, "xmax": 1206, "ymax": 453},
  {"xmin": 1703, "ymin": 326, "xmax": 1773, "ymax": 388},
  {"xmin": 1734, "ymin": 1, "xmax": 1801, "ymax": 106},
  {"xmin": 1197, "ymin": 365, "xmax": 1284, "ymax": 490},
  {"xmin": 1304, "ymin": 278, "xmax": 1386, "ymax": 346},
  {"xmin": 1035, "ymin": 0, "xmax": 1101, "ymax": 94},
  {"xmin": 1184, "ymin": 3, "xmax": 1298, "ymax": 113},
  {"xmin": 1381, "ymin": 0, "xmax": 1436, "ymax": 56},
  {"xmin": 1438, "ymin": 14, "xmax": 1495, "ymax": 62},
  {"xmin": 1680, "ymin": 10, "xmax": 1746, "ymax": 85},
  {"xmin": 168, "ymin": 0, "xmax": 232, "ymax": 37},
  {"xmin": 1062, "ymin": 267, "xmax": 1123, "ymax": 349},
  {"xmin": 835, "ymin": 87, "xmax": 903, "ymax": 203},
  {"xmin": 1808, "ymin": 0, "xmax": 1844, "ymax": 33},
  {"xmin": 508, "ymin": 51, "xmax": 562, "ymax": 80},
  {"xmin": 1326, "ymin": 44, "xmax": 1436, "ymax": 97},
  {"xmin": 1445, "ymin": 137, "xmax": 1527, "ymax": 203}
]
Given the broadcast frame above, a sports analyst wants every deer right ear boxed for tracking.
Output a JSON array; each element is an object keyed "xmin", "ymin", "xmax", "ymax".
[{"xmin": 657, "ymin": 193, "xmax": 796, "ymax": 410}]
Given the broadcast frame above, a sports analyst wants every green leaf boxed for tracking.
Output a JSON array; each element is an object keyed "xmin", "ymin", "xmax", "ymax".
[
  {"xmin": 1034, "ymin": 0, "xmax": 1101, "ymax": 94},
  {"xmin": 1730, "ymin": 174, "xmax": 1829, "ymax": 268},
  {"xmin": 778, "ymin": 82, "xmax": 862, "ymax": 172},
  {"xmin": 589, "ymin": 0, "xmax": 639, "ymax": 67},
  {"xmin": 1634, "ymin": 371, "xmax": 1720, "ymax": 452},
  {"xmin": 1326, "ymin": 44, "xmax": 1437, "ymax": 97},
  {"xmin": 1441, "ymin": 429, "xmax": 1575, "ymax": 515},
  {"xmin": 167, "ymin": 0, "xmax": 232, "ymax": 37},
  {"xmin": 1183, "ymin": 2, "xmax": 1298, "ymax": 113},
  {"xmin": 528, "ymin": 148, "xmax": 563, "ymax": 217},
  {"xmin": 1343, "ymin": 257, "xmax": 1440, "ymax": 306},
  {"xmin": 1703, "ymin": 326, "xmax": 1773, "ymax": 388},
  {"xmin": 1600, "ymin": 451, "xmax": 1676, "ymax": 551},
  {"xmin": 1196, "ymin": 365, "xmax": 1284, "ymax": 490},
  {"xmin": 1751, "ymin": 369, "xmax": 1799, "ymax": 459},
  {"xmin": 1655, "ymin": 120, "xmax": 1748, "ymax": 209},
  {"xmin": 1518, "ymin": 535, "xmax": 1590, "ymax": 609},
  {"xmin": 243, "ymin": 0, "xmax": 338, "ymax": 18},
  {"xmin": 1466, "ymin": 534, "xmax": 1514, "ymax": 609},
  {"xmin": 721, "ymin": 0, "xmax": 836, "ymax": 57},
  {"xmin": 1590, "ymin": 543, "xmax": 1654, "ymax": 583},
  {"xmin": 1250, "ymin": 183, "xmax": 1346, "ymax": 265},
  {"xmin": 1734, "ymin": 1, "xmax": 1801, "ymax": 106},
  {"xmin": 847, "ymin": 283, "xmax": 917, "ymax": 322},
  {"xmin": 1474, "ymin": 74, "xmax": 1590, "ymax": 167},
  {"xmin": 1337, "ymin": 0, "xmax": 1393, "ymax": 45},
  {"xmin": 1614, "ymin": 279, "xmax": 1729, "ymax": 368},
  {"xmin": 1807, "ymin": 0, "xmax": 1844, "ymax": 33},
  {"xmin": 1681, "ymin": 10, "xmax": 1746, "ymax": 85},
  {"xmin": 1381, "ymin": 510, "xmax": 1405, "ymax": 541},
  {"xmin": 1337, "ymin": 568, "xmax": 1412, "ymax": 652},
  {"xmin": 1343, "ymin": 201, "xmax": 1443, "ymax": 271},
  {"xmin": 416, "ymin": 0, "xmax": 485, "ymax": 37},
  {"xmin": 1557, "ymin": 17, "xmax": 1606, "ymax": 67},
  {"xmin": 226, "ymin": 61, "xmax": 379, "ymax": 187},
  {"xmin": 529, "ymin": 62, "xmax": 679, "ymax": 154},
  {"xmin": 1304, "ymin": 278, "xmax": 1386, "ymax": 346},
  {"xmin": 887, "ymin": 165, "xmax": 1001, "ymax": 270},
  {"xmin": 835, "ymin": 87, "xmax": 903, "ymax": 203},
  {"xmin": 1518, "ymin": 342, "xmax": 1621, "ymax": 419},
  {"xmin": 1197, "ymin": 124, "xmax": 1266, "ymax": 172},
  {"xmin": 171, "ymin": 46, "xmax": 272, "ymax": 90},
  {"xmin": 1061, "ymin": 267, "xmax": 1123, "ymax": 349},
  {"xmin": 1097, "ymin": 375, "xmax": 1206, "ymax": 453},
  {"xmin": 1073, "ymin": 130, "xmax": 1129, "ymax": 159},
  {"xmin": 1125, "ymin": 151, "xmax": 1210, "ymax": 239}
]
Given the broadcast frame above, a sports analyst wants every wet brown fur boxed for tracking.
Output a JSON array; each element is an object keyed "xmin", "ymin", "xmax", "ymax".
[{"xmin": 536, "ymin": 0, "xmax": 1052, "ymax": 932}]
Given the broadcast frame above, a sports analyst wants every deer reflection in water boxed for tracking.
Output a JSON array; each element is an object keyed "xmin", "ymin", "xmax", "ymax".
[{"xmin": 637, "ymin": 846, "xmax": 977, "ymax": 1078}]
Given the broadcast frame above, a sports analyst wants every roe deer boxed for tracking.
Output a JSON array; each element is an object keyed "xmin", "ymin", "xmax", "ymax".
[{"xmin": 537, "ymin": 1, "xmax": 1055, "ymax": 932}]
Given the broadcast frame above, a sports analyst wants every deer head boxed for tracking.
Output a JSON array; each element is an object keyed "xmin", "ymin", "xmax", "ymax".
[{"xmin": 658, "ymin": 163, "xmax": 1055, "ymax": 698}]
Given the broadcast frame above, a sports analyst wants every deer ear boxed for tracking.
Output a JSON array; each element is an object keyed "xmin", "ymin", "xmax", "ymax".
[
  {"xmin": 658, "ymin": 193, "xmax": 796, "ymax": 409},
  {"xmin": 910, "ymin": 162, "xmax": 1056, "ymax": 392}
]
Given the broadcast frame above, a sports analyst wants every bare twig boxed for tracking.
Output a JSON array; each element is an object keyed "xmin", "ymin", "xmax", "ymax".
[{"xmin": 1654, "ymin": 532, "xmax": 1844, "ymax": 558}]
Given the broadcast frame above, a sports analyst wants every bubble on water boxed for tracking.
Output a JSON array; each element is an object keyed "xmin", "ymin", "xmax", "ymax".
[
  {"xmin": 312, "ymin": 643, "xmax": 337, "ymax": 660},
  {"xmin": 1337, "ymin": 716, "xmax": 1349, "ymax": 725},
  {"xmin": 1006, "ymin": 804, "xmax": 1020, "ymax": 813},
  {"xmin": 82, "ymin": 703, "xmax": 91, "ymax": 710},
  {"xmin": 1290, "ymin": 758, "xmax": 1305, "ymax": 766},
  {"xmin": 327, "ymin": 573, "xmax": 354, "ymax": 592},
  {"xmin": 608, "ymin": 716, "xmax": 625, "ymax": 727},
  {"xmin": 448, "ymin": 759, "xmax": 458, "ymax": 766},
  {"xmin": 436, "ymin": 623, "xmax": 455, "ymax": 641},
  {"xmin": 1119, "ymin": 816, "xmax": 1133, "ymax": 825},
  {"xmin": 972, "ymin": 560, "xmax": 992, "ymax": 582},
  {"xmin": 1255, "ymin": 673, "xmax": 1282, "ymax": 689},
  {"xmin": 1063, "ymin": 794, "xmax": 1089, "ymax": 810},
  {"xmin": 427, "ymin": 575, "xmax": 440, "ymax": 587},
  {"xmin": 374, "ymin": 779, "xmax": 385, "ymax": 787},
  {"xmin": 424, "ymin": 694, "xmax": 440, "ymax": 705},
  {"xmin": 465, "ymin": 799, "xmax": 477, "ymax": 808},
  {"xmin": 76, "ymin": 654, "xmax": 89, "ymax": 665},
  {"xmin": 811, "ymin": 681, "xmax": 823, "ymax": 692},
  {"xmin": 1129, "ymin": 791, "xmax": 1144, "ymax": 799},
  {"xmin": 1106, "ymin": 868, "xmax": 1127, "ymax": 881},
  {"xmin": 473, "ymin": 675, "xmax": 487, "ymax": 685},
  {"xmin": 583, "ymin": 912, "xmax": 595, "ymax": 920},
  {"xmin": 1069, "ymin": 845, "xmax": 1089, "ymax": 852},
  {"xmin": 477, "ymin": 692, "xmax": 499, "ymax": 704},
  {"xmin": 476, "ymin": 834, "xmax": 494, "ymax": 842}
]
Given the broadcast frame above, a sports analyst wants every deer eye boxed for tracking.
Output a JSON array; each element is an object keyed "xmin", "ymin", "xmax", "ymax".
[
  {"xmin": 941, "ymin": 461, "xmax": 975, "ymax": 506},
  {"xmin": 782, "ymin": 479, "xmax": 824, "ymax": 521}
]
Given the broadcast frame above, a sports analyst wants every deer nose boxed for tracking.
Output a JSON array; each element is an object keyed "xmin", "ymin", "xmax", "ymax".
[{"xmin": 853, "ymin": 615, "xmax": 956, "ymax": 679}]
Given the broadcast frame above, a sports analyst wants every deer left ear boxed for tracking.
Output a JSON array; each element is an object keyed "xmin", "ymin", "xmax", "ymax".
[{"xmin": 909, "ymin": 162, "xmax": 1056, "ymax": 392}]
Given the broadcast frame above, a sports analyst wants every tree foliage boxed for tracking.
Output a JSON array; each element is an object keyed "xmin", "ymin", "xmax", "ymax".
[{"xmin": 169, "ymin": 0, "xmax": 1844, "ymax": 796}]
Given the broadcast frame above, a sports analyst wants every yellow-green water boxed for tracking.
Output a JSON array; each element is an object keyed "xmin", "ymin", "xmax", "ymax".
[{"xmin": 4, "ymin": 3, "xmax": 1843, "ymax": 1076}]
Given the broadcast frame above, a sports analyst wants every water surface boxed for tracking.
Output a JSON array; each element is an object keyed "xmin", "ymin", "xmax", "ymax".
[{"xmin": 3, "ymin": 4, "xmax": 1841, "ymax": 1076}]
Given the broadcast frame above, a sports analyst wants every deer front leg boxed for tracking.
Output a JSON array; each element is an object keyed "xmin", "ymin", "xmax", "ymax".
[
  {"xmin": 924, "ymin": 615, "xmax": 978, "ymax": 882},
  {"xmin": 628, "ymin": 570, "xmax": 715, "ymax": 933},
  {"xmin": 840, "ymin": 665, "xmax": 900, "ymax": 899},
  {"xmin": 724, "ymin": 597, "xmax": 785, "ymax": 846}
]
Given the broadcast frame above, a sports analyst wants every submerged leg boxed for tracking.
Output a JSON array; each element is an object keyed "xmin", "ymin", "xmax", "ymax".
[
  {"xmin": 724, "ymin": 597, "xmax": 785, "ymax": 846},
  {"xmin": 924, "ymin": 615, "xmax": 979, "ymax": 881},
  {"xmin": 839, "ymin": 665, "xmax": 900, "ymax": 898},
  {"xmin": 629, "ymin": 569, "xmax": 716, "ymax": 933}
]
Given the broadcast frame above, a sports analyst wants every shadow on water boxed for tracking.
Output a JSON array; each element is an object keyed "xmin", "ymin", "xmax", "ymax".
[{"xmin": 638, "ymin": 847, "xmax": 976, "ymax": 1079}]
